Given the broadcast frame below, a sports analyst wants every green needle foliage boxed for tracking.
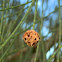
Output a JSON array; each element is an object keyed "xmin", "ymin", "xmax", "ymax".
[
  {"xmin": 0, "ymin": 0, "xmax": 62, "ymax": 62},
  {"xmin": 0, "ymin": 0, "xmax": 35, "ymax": 50}
]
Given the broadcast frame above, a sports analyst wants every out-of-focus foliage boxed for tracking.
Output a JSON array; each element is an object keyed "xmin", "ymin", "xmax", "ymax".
[{"xmin": 0, "ymin": 0, "xmax": 62, "ymax": 62}]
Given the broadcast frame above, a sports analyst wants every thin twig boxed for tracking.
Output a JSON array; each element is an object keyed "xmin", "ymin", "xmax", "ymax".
[
  {"xmin": 0, "ymin": 1, "xmax": 32, "ymax": 11},
  {"xmin": 57, "ymin": 0, "xmax": 61, "ymax": 62}
]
